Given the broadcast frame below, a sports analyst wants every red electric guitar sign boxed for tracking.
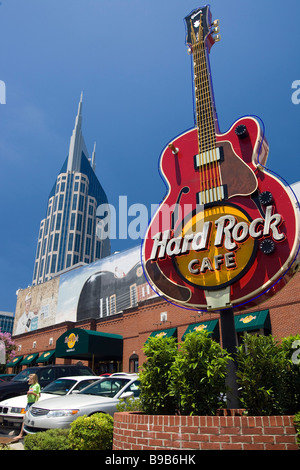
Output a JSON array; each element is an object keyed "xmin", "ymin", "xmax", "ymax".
[{"xmin": 142, "ymin": 6, "xmax": 300, "ymax": 311}]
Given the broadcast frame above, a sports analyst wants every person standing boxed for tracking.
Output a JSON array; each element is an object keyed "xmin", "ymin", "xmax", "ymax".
[{"xmin": 13, "ymin": 373, "xmax": 41, "ymax": 441}]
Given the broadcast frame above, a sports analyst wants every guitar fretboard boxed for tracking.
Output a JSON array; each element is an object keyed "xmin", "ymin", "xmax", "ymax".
[
  {"xmin": 192, "ymin": 40, "xmax": 216, "ymax": 153},
  {"xmin": 190, "ymin": 18, "xmax": 223, "ymax": 204}
]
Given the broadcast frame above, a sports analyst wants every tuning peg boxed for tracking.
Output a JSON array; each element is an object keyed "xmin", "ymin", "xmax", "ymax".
[
  {"xmin": 212, "ymin": 19, "xmax": 219, "ymax": 27},
  {"xmin": 212, "ymin": 26, "xmax": 220, "ymax": 34},
  {"xmin": 214, "ymin": 34, "xmax": 221, "ymax": 42},
  {"xmin": 187, "ymin": 47, "xmax": 192, "ymax": 55}
]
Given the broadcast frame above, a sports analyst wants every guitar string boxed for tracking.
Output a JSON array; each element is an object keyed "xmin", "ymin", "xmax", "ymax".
[
  {"xmin": 192, "ymin": 21, "xmax": 222, "ymax": 203},
  {"xmin": 193, "ymin": 25, "xmax": 210, "ymax": 202},
  {"xmin": 197, "ymin": 35, "xmax": 221, "ymax": 198},
  {"xmin": 190, "ymin": 23, "xmax": 204, "ymax": 202},
  {"xmin": 192, "ymin": 27, "xmax": 219, "ymax": 203},
  {"xmin": 200, "ymin": 41, "xmax": 217, "ymax": 199},
  {"xmin": 191, "ymin": 23, "xmax": 209, "ymax": 203}
]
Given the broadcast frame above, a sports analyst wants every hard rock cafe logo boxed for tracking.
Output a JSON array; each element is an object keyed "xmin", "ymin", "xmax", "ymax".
[
  {"xmin": 149, "ymin": 204, "xmax": 284, "ymax": 289},
  {"xmin": 239, "ymin": 315, "xmax": 256, "ymax": 324},
  {"xmin": 65, "ymin": 333, "xmax": 79, "ymax": 350},
  {"xmin": 193, "ymin": 324, "xmax": 207, "ymax": 332},
  {"xmin": 155, "ymin": 332, "xmax": 167, "ymax": 338}
]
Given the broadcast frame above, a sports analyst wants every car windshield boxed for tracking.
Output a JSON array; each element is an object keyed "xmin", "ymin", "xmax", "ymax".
[
  {"xmin": 12, "ymin": 369, "xmax": 38, "ymax": 382},
  {"xmin": 41, "ymin": 379, "xmax": 77, "ymax": 395},
  {"xmin": 80, "ymin": 378, "xmax": 130, "ymax": 398}
]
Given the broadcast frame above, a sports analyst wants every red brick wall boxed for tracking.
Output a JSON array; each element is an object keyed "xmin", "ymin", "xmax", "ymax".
[
  {"xmin": 113, "ymin": 412, "xmax": 299, "ymax": 451},
  {"xmin": 11, "ymin": 272, "xmax": 300, "ymax": 373}
]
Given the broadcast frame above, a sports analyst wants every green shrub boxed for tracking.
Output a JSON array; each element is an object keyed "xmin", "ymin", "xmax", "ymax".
[
  {"xmin": 139, "ymin": 336, "xmax": 178, "ymax": 415},
  {"xmin": 139, "ymin": 332, "xmax": 231, "ymax": 416},
  {"xmin": 68, "ymin": 413, "xmax": 113, "ymax": 450},
  {"xmin": 280, "ymin": 334, "xmax": 300, "ymax": 414},
  {"xmin": 140, "ymin": 331, "xmax": 300, "ymax": 417},
  {"xmin": 24, "ymin": 428, "xmax": 70, "ymax": 450},
  {"xmin": 236, "ymin": 333, "xmax": 290, "ymax": 415},
  {"xmin": 116, "ymin": 396, "xmax": 142, "ymax": 412},
  {"xmin": 294, "ymin": 412, "xmax": 300, "ymax": 448},
  {"xmin": 170, "ymin": 331, "xmax": 231, "ymax": 415}
]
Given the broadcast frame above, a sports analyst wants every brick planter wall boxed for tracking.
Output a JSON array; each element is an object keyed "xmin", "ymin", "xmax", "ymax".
[{"xmin": 113, "ymin": 412, "xmax": 299, "ymax": 451}]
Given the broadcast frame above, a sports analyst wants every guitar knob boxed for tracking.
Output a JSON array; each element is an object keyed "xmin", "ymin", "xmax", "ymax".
[
  {"xmin": 235, "ymin": 124, "xmax": 248, "ymax": 139},
  {"xmin": 259, "ymin": 191, "xmax": 273, "ymax": 205},
  {"xmin": 259, "ymin": 239, "xmax": 275, "ymax": 255},
  {"xmin": 168, "ymin": 143, "xmax": 179, "ymax": 154}
]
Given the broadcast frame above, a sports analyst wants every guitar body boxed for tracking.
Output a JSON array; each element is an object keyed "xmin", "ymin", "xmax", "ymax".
[
  {"xmin": 142, "ymin": 6, "xmax": 299, "ymax": 312},
  {"xmin": 142, "ymin": 116, "xmax": 299, "ymax": 310}
]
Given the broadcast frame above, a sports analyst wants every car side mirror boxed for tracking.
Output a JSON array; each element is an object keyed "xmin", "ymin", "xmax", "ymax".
[{"xmin": 120, "ymin": 391, "xmax": 134, "ymax": 399}]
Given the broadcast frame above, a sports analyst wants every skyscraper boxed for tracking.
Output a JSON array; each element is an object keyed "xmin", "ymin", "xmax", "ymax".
[{"xmin": 32, "ymin": 94, "xmax": 110, "ymax": 285}]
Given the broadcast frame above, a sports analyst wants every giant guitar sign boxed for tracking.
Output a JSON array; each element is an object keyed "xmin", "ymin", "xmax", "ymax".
[{"xmin": 142, "ymin": 6, "xmax": 300, "ymax": 312}]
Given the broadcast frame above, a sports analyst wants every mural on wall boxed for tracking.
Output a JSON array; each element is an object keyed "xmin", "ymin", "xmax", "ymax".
[
  {"xmin": 56, "ymin": 245, "xmax": 155, "ymax": 324},
  {"xmin": 13, "ymin": 246, "xmax": 155, "ymax": 334},
  {"xmin": 13, "ymin": 277, "xmax": 59, "ymax": 335},
  {"xmin": 77, "ymin": 260, "xmax": 147, "ymax": 320}
]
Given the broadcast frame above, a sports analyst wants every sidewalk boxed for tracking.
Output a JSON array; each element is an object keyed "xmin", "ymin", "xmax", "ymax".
[
  {"xmin": 0, "ymin": 432, "xmax": 24, "ymax": 450},
  {"xmin": 9, "ymin": 438, "xmax": 24, "ymax": 450}
]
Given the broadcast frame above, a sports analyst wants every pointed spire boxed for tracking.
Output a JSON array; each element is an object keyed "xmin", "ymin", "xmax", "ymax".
[
  {"xmin": 78, "ymin": 91, "xmax": 83, "ymax": 116},
  {"xmin": 67, "ymin": 92, "xmax": 89, "ymax": 172},
  {"xmin": 91, "ymin": 142, "xmax": 96, "ymax": 172},
  {"xmin": 74, "ymin": 91, "xmax": 83, "ymax": 133}
]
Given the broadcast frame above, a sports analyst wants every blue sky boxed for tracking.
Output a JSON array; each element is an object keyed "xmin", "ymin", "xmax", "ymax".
[{"xmin": 0, "ymin": 0, "xmax": 299, "ymax": 313}]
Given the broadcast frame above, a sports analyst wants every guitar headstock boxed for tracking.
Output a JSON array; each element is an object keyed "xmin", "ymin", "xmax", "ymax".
[{"xmin": 185, "ymin": 6, "xmax": 220, "ymax": 53}]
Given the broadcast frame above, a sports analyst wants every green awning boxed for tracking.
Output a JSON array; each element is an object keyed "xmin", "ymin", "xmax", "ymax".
[
  {"xmin": 6, "ymin": 355, "xmax": 23, "ymax": 367},
  {"xmin": 181, "ymin": 319, "xmax": 219, "ymax": 341},
  {"xmin": 234, "ymin": 310, "xmax": 270, "ymax": 332},
  {"xmin": 55, "ymin": 328, "xmax": 123, "ymax": 360},
  {"xmin": 20, "ymin": 353, "xmax": 39, "ymax": 366},
  {"xmin": 36, "ymin": 350, "xmax": 56, "ymax": 363},
  {"xmin": 147, "ymin": 327, "xmax": 177, "ymax": 341}
]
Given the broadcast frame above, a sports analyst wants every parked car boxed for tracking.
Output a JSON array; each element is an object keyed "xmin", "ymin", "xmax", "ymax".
[
  {"xmin": 0, "ymin": 374, "xmax": 15, "ymax": 382},
  {"xmin": 24, "ymin": 375, "xmax": 140, "ymax": 434},
  {"xmin": 110, "ymin": 373, "xmax": 137, "ymax": 377},
  {"xmin": 0, "ymin": 376, "xmax": 100, "ymax": 429},
  {"xmin": 0, "ymin": 365, "xmax": 95, "ymax": 401}
]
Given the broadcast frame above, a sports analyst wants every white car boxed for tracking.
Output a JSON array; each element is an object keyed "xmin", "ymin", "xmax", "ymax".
[
  {"xmin": 0, "ymin": 376, "xmax": 100, "ymax": 429},
  {"xmin": 24, "ymin": 375, "xmax": 140, "ymax": 434}
]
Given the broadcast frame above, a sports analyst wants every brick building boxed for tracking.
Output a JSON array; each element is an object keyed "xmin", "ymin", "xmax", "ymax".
[{"xmin": 8, "ymin": 243, "xmax": 300, "ymax": 375}]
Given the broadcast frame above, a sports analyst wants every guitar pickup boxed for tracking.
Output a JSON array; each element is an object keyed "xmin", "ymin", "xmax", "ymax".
[
  {"xmin": 194, "ymin": 146, "xmax": 223, "ymax": 169},
  {"xmin": 197, "ymin": 184, "xmax": 227, "ymax": 205}
]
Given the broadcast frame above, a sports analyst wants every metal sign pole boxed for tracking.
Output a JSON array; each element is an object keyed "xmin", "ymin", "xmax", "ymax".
[{"xmin": 219, "ymin": 308, "xmax": 240, "ymax": 409}]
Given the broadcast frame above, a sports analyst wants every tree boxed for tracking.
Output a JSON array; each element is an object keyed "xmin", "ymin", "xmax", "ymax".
[{"xmin": 0, "ymin": 329, "xmax": 17, "ymax": 373}]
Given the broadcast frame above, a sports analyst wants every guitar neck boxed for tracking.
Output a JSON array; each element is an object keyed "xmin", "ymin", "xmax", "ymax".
[
  {"xmin": 186, "ymin": 8, "xmax": 224, "ymax": 205},
  {"xmin": 192, "ymin": 30, "xmax": 218, "ymax": 153}
]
